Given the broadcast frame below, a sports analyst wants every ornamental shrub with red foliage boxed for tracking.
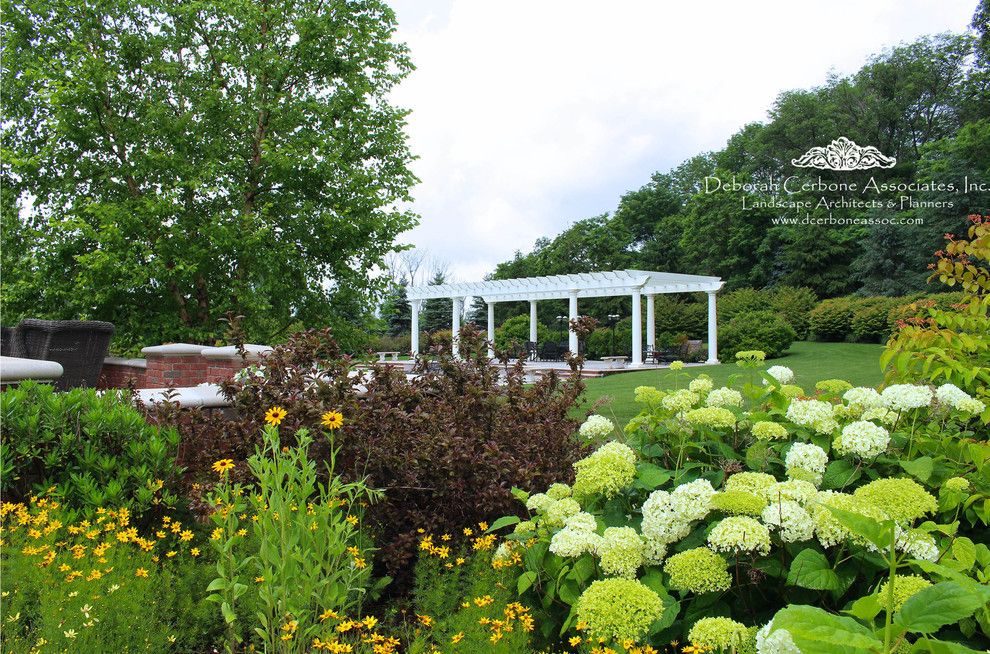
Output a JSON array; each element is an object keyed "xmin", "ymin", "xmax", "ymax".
[{"xmin": 154, "ymin": 325, "xmax": 587, "ymax": 581}]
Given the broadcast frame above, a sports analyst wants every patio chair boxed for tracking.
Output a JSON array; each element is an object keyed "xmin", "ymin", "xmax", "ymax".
[
  {"xmin": 525, "ymin": 341, "xmax": 538, "ymax": 361},
  {"xmin": 10, "ymin": 319, "xmax": 115, "ymax": 390}
]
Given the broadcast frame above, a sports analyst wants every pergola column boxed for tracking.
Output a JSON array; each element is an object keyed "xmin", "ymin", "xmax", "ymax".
[
  {"xmin": 646, "ymin": 294, "xmax": 656, "ymax": 352},
  {"xmin": 451, "ymin": 296, "xmax": 463, "ymax": 358},
  {"xmin": 410, "ymin": 300, "xmax": 421, "ymax": 356},
  {"xmin": 529, "ymin": 300, "xmax": 538, "ymax": 343},
  {"xmin": 487, "ymin": 301, "xmax": 496, "ymax": 358},
  {"xmin": 631, "ymin": 290, "xmax": 643, "ymax": 366},
  {"xmin": 567, "ymin": 291, "xmax": 578, "ymax": 355},
  {"xmin": 706, "ymin": 291, "xmax": 719, "ymax": 364}
]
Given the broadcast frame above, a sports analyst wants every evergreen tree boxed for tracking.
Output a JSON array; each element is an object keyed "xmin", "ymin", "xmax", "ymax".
[{"xmin": 422, "ymin": 273, "xmax": 452, "ymax": 333}]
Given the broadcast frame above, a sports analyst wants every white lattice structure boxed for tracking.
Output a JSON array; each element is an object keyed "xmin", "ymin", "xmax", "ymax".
[{"xmin": 406, "ymin": 270, "xmax": 724, "ymax": 366}]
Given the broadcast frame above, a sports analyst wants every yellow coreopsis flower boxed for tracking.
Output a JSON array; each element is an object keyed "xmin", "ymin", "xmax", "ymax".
[{"xmin": 212, "ymin": 459, "xmax": 235, "ymax": 475}]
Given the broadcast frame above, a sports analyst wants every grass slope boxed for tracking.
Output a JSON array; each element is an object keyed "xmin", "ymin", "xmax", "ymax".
[{"xmin": 578, "ymin": 341, "xmax": 886, "ymax": 428}]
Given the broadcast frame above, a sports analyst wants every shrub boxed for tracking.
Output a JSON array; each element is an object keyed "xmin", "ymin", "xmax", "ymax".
[
  {"xmin": 368, "ymin": 333, "xmax": 412, "ymax": 354},
  {"xmin": 0, "ymin": 382, "xmax": 183, "ymax": 519},
  {"xmin": 494, "ymin": 314, "xmax": 549, "ymax": 349},
  {"xmin": 162, "ymin": 327, "xmax": 586, "ymax": 583},
  {"xmin": 718, "ymin": 287, "xmax": 774, "ymax": 322},
  {"xmin": 850, "ymin": 297, "xmax": 900, "ymax": 342},
  {"xmin": 653, "ymin": 296, "xmax": 707, "ymax": 339},
  {"xmin": 717, "ymin": 310, "xmax": 796, "ymax": 358},
  {"xmin": 770, "ymin": 286, "xmax": 818, "ymax": 339},
  {"xmin": 426, "ymin": 328, "xmax": 452, "ymax": 352},
  {"xmin": 808, "ymin": 297, "xmax": 854, "ymax": 341}
]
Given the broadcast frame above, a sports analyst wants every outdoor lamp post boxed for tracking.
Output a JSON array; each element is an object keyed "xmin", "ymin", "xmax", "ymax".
[
  {"xmin": 556, "ymin": 315, "xmax": 566, "ymax": 345},
  {"xmin": 607, "ymin": 314, "xmax": 620, "ymax": 355}
]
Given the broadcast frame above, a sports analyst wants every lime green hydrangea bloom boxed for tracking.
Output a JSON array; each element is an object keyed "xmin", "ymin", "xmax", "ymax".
[
  {"xmin": 634, "ymin": 385, "xmax": 664, "ymax": 405},
  {"xmin": 684, "ymin": 406, "xmax": 737, "ymax": 429},
  {"xmin": 688, "ymin": 617, "xmax": 750, "ymax": 652},
  {"xmin": 711, "ymin": 490, "xmax": 768, "ymax": 516},
  {"xmin": 878, "ymin": 574, "xmax": 932, "ymax": 611},
  {"xmin": 944, "ymin": 477, "xmax": 970, "ymax": 492},
  {"xmin": 752, "ymin": 421, "xmax": 788, "ymax": 440},
  {"xmin": 737, "ymin": 625, "xmax": 760, "ymax": 654},
  {"xmin": 724, "ymin": 472, "xmax": 777, "ymax": 496},
  {"xmin": 708, "ymin": 516, "xmax": 771, "ymax": 555},
  {"xmin": 663, "ymin": 388, "xmax": 701, "ymax": 412},
  {"xmin": 779, "ymin": 384, "xmax": 805, "ymax": 399},
  {"xmin": 596, "ymin": 526, "xmax": 644, "ymax": 578},
  {"xmin": 853, "ymin": 478, "xmax": 937, "ymax": 523},
  {"xmin": 575, "ymin": 578, "xmax": 664, "ymax": 642},
  {"xmin": 736, "ymin": 350, "xmax": 766, "ymax": 362},
  {"xmin": 816, "ymin": 379, "xmax": 853, "ymax": 395},
  {"xmin": 669, "ymin": 360, "xmax": 685, "ymax": 371},
  {"xmin": 543, "ymin": 498, "xmax": 582, "ymax": 528},
  {"xmin": 811, "ymin": 491, "xmax": 889, "ymax": 548},
  {"xmin": 546, "ymin": 483, "xmax": 572, "ymax": 500},
  {"xmin": 688, "ymin": 376, "xmax": 714, "ymax": 396},
  {"xmin": 664, "ymin": 547, "xmax": 731, "ymax": 594},
  {"xmin": 572, "ymin": 441, "xmax": 637, "ymax": 501}
]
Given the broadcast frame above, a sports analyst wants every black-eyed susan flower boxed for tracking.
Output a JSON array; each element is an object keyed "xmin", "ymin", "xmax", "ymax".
[
  {"xmin": 264, "ymin": 406, "xmax": 287, "ymax": 426},
  {"xmin": 212, "ymin": 459, "xmax": 235, "ymax": 475},
  {"xmin": 321, "ymin": 410, "xmax": 344, "ymax": 430}
]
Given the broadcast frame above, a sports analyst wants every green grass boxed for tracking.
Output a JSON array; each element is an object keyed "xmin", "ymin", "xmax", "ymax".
[{"xmin": 579, "ymin": 341, "xmax": 886, "ymax": 427}]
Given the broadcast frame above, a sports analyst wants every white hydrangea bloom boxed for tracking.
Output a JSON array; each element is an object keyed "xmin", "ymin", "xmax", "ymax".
[
  {"xmin": 761, "ymin": 500, "xmax": 814, "ymax": 542},
  {"xmin": 707, "ymin": 516, "xmax": 771, "ymax": 555},
  {"xmin": 764, "ymin": 479, "xmax": 818, "ymax": 505},
  {"xmin": 549, "ymin": 527, "xmax": 603, "ymax": 558},
  {"xmin": 784, "ymin": 443, "xmax": 828, "ymax": 484},
  {"xmin": 688, "ymin": 377, "xmax": 714, "ymax": 396},
  {"xmin": 785, "ymin": 399, "xmax": 837, "ymax": 435},
  {"xmin": 756, "ymin": 622, "xmax": 800, "ymax": 654},
  {"xmin": 642, "ymin": 537, "xmax": 668, "ymax": 565},
  {"xmin": 935, "ymin": 383, "xmax": 971, "ymax": 408},
  {"xmin": 706, "ymin": 387, "xmax": 743, "ymax": 408},
  {"xmin": 842, "ymin": 387, "xmax": 882, "ymax": 409},
  {"xmin": 670, "ymin": 479, "xmax": 717, "ymax": 522},
  {"xmin": 957, "ymin": 397, "xmax": 987, "ymax": 414},
  {"xmin": 834, "ymin": 420, "xmax": 890, "ymax": 459},
  {"xmin": 564, "ymin": 512, "xmax": 598, "ymax": 533},
  {"xmin": 880, "ymin": 384, "xmax": 933, "ymax": 411},
  {"xmin": 765, "ymin": 365, "xmax": 795, "ymax": 385},
  {"xmin": 895, "ymin": 527, "xmax": 939, "ymax": 562},
  {"xmin": 860, "ymin": 406, "xmax": 899, "ymax": 426},
  {"xmin": 546, "ymin": 483, "xmax": 573, "ymax": 500},
  {"xmin": 579, "ymin": 414, "xmax": 615, "ymax": 440},
  {"xmin": 640, "ymin": 479, "xmax": 715, "ymax": 548},
  {"xmin": 526, "ymin": 493, "xmax": 552, "ymax": 513},
  {"xmin": 544, "ymin": 498, "xmax": 582, "ymax": 527}
]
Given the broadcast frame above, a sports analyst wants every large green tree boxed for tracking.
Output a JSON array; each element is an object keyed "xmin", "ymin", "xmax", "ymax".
[{"xmin": 1, "ymin": 0, "xmax": 417, "ymax": 351}]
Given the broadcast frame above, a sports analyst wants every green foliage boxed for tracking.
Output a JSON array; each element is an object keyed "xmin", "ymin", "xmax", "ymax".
[
  {"xmin": 809, "ymin": 298, "xmax": 855, "ymax": 342},
  {"xmin": 0, "ymin": 381, "xmax": 183, "ymax": 518},
  {"xmin": 851, "ymin": 298, "xmax": 901, "ymax": 343},
  {"xmin": 718, "ymin": 288, "xmax": 775, "ymax": 322},
  {"xmin": 718, "ymin": 310, "xmax": 797, "ymax": 358},
  {"xmin": 1, "ymin": 496, "xmax": 221, "ymax": 653},
  {"xmin": 495, "ymin": 315, "xmax": 550, "ymax": 349},
  {"xmin": 1, "ymin": 0, "xmax": 417, "ymax": 352},
  {"xmin": 207, "ymin": 425, "xmax": 382, "ymax": 653},
  {"xmin": 771, "ymin": 286, "xmax": 819, "ymax": 340}
]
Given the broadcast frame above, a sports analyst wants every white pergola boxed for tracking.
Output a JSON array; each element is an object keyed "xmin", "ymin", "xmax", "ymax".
[{"xmin": 406, "ymin": 269, "xmax": 724, "ymax": 366}]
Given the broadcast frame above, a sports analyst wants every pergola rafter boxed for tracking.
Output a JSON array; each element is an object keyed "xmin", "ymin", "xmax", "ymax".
[{"xmin": 406, "ymin": 269, "xmax": 724, "ymax": 366}]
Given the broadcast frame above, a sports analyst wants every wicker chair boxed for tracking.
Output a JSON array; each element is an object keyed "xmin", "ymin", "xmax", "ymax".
[{"xmin": 10, "ymin": 319, "xmax": 114, "ymax": 390}]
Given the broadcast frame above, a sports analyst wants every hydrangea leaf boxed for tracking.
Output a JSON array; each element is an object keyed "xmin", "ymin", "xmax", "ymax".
[
  {"xmin": 517, "ymin": 570, "xmax": 537, "ymax": 596},
  {"xmin": 899, "ymin": 456, "xmax": 935, "ymax": 482},
  {"xmin": 786, "ymin": 549, "xmax": 843, "ymax": 591},
  {"xmin": 824, "ymin": 505, "xmax": 895, "ymax": 551},
  {"xmin": 897, "ymin": 581, "xmax": 989, "ymax": 634},
  {"xmin": 634, "ymin": 462, "xmax": 672, "ymax": 490},
  {"xmin": 821, "ymin": 460, "xmax": 861, "ymax": 490},
  {"xmin": 487, "ymin": 515, "xmax": 520, "ymax": 532},
  {"xmin": 770, "ymin": 605, "xmax": 882, "ymax": 653}
]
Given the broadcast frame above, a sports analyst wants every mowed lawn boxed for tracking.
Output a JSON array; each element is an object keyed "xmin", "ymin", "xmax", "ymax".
[{"xmin": 578, "ymin": 341, "xmax": 886, "ymax": 427}]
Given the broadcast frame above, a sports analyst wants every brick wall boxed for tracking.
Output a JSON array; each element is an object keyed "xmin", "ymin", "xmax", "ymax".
[{"xmin": 97, "ymin": 359, "xmax": 147, "ymax": 389}]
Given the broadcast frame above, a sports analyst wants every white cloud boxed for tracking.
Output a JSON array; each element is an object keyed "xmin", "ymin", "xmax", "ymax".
[{"xmin": 389, "ymin": 0, "xmax": 976, "ymax": 282}]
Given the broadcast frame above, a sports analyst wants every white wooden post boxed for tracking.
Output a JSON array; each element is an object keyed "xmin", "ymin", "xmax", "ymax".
[
  {"xmin": 706, "ymin": 291, "xmax": 719, "ymax": 364},
  {"xmin": 487, "ymin": 301, "xmax": 496, "ymax": 358},
  {"xmin": 568, "ymin": 291, "xmax": 578, "ymax": 355},
  {"xmin": 451, "ymin": 297, "xmax": 462, "ymax": 358},
  {"xmin": 646, "ymin": 294, "xmax": 656, "ymax": 354},
  {"xmin": 631, "ymin": 290, "xmax": 643, "ymax": 366},
  {"xmin": 410, "ymin": 300, "xmax": 421, "ymax": 356},
  {"xmin": 529, "ymin": 300, "xmax": 538, "ymax": 344}
]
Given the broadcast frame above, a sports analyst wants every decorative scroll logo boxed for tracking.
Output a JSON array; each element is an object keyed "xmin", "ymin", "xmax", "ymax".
[{"xmin": 791, "ymin": 137, "xmax": 896, "ymax": 171}]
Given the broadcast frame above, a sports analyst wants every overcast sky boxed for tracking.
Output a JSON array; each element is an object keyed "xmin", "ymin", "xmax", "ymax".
[{"xmin": 387, "ymin": 0, "xmax": 977, "ymax": 283}]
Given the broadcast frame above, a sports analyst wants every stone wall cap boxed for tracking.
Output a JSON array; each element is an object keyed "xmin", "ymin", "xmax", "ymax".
[
  {"xmin": 136, "ymin": 383, "xmax": 229, "ymax": 408},
  {"xmin": 200, "ymin": 344, "xmax": 272, "ymax": 361},
  {"xmin": 141, "ymin": 343, "xmax": 206, "ymax": 356},
  {"xmin": 0, "ymin": 356, "xmax": 64, "ymax": 382},
  {"xmin": 103, "ymin": 357, "xmax": 148, "ymax": 369}
]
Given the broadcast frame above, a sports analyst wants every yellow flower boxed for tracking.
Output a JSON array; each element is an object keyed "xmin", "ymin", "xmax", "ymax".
[
  {"xmin": 179, "ymin": 530, "xmax": 193, "ymax": 542},
  {"xmin": 135, "ymin": 567, "xmax": 150, "ymax": 578},
  {"xmin": 264, "ymin": 406, "xmax": 287, "ymax": 426},
  {"xmin": 321, "ymin": 410, "xmax": 344, "ymax": 430},
  {"xmin": 166, "ymin": 550, "xmax": 177, "ymax": 558},
  {"xmin": 417, "ymin": 614, "xmax": 434, "ymax": 627},
  {"xmin": 462, "ymin": 527, "xmax": 473, "ymax": 536},
  {"xmin": 212, "ymin": 459, "xmax": 235, "ymax": 475},
  {"xmin": 362, "ymin": 616, "xmax": 378, "ymax": 629},
  {"xmin": 236, "ymin": 528, "xmax": 247, "ymax": 537},
  {"xmin": 353, "ymin": 557, "xmax": 366, "ymax": 569},
  {"xmin": 451, "ymin": 632, "xmax": 465, "ymax": 643},
  {"xmin": 255, "ymin": 576, "xmax": 265, "ymax": 583},
  {"xmin": 190, "ymin": 548, "xmax": 200, "ymax": 557},
  {"xmin": 570, "ymin": 636, "xmax": 583, "ymax": 646},
  {"xmin": 210, "ymin": 528, "xmax": 223, "ymax": 541},
  {"xmin": 478, "ymin": 521, "xmax": 489, "ymax": 530},
  {"xmin": 319, "ymin": 608, "xmax": 340, "ymax": 621},
  {"xmin": 346, "ymin": 515, "xmax": 359, "ymax": 526}
]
